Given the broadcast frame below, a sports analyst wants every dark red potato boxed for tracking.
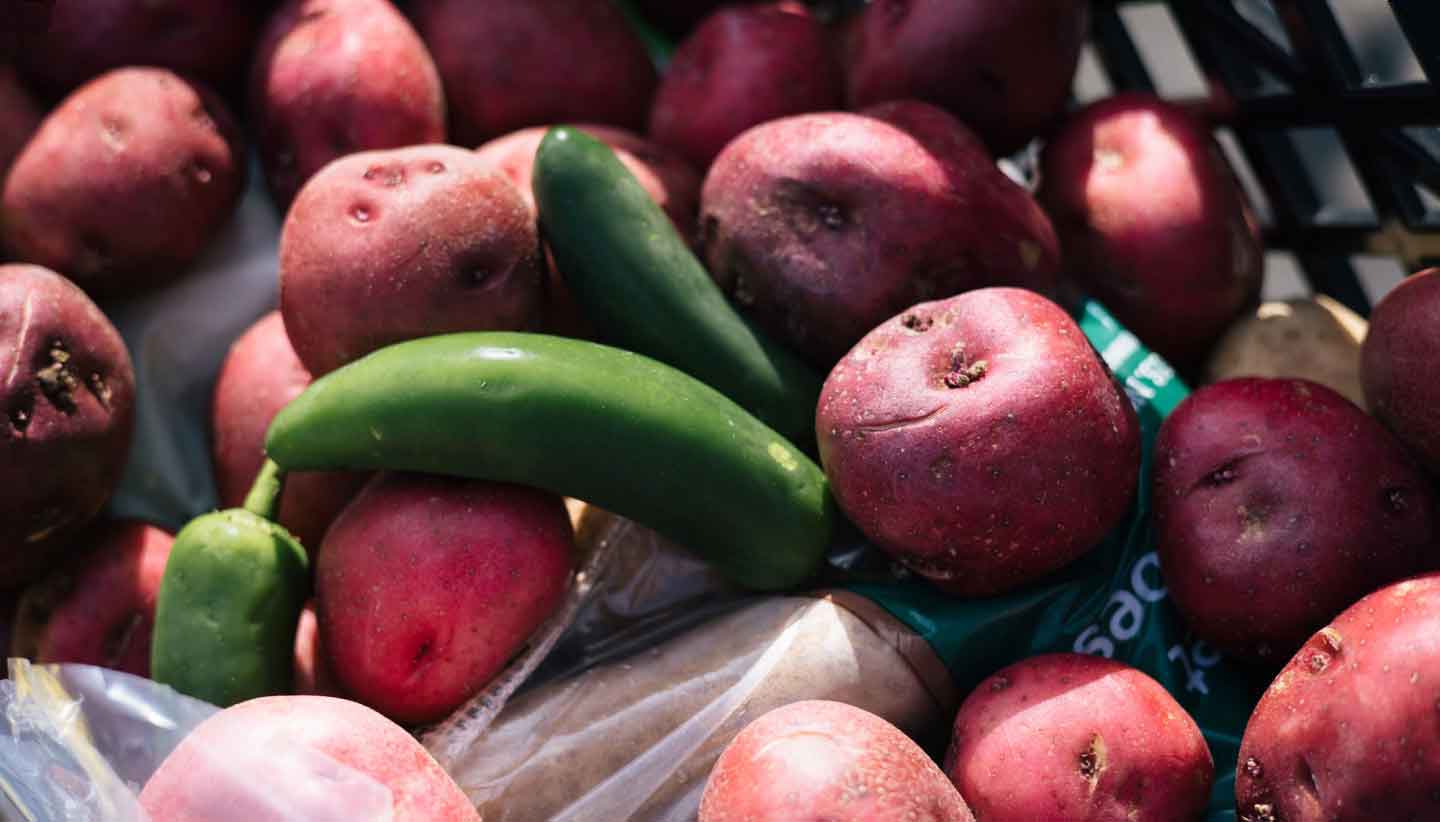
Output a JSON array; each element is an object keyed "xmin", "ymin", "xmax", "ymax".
[
  {"xmin": 251, "ymin": 0, "xmax": 447, "ymax": 208},
  {"xmin": 11, "ymin": 520, "xmax": 172, "ymax": 677},
  {"xmin": 411, "ymin": 0, "xmax": 657, "ymax": 146},
  {"xmin": 817, "ymin": 288, "xmax": 1140, "ymax": 597},
  {"xmin": 945, "ymin": 654, "xmax": 1213, "ymax": 822},
  {"xmin": 1236, "ymin": 573, "xmax": 1440, "ymax": 822},
  {"xmin": 700, "ymin": 700, "xmax": 975, "ymax": 822},
  {"xmin": 648, "ymin": 2, "xmax": 842, "ymax": 169},
  {"xmin": 845, "ymin": 0, "xmax": 1089, "ymax": 155},
  {"xmin": 0, "ymin": 65, "xmax": 41, "ymax": 183},
  {"xmin": 1, "ymin": 264, "xmax": 135, "ymax": 587},
  {"xmin": 1039, "ymin": 93, "xmax": 1263, "ymax": 371},
  {"xmin": 1154, "ymin": 377, "xmax": 1437, "ymax": 665},
  {"xmin": 1, "ymin": 68, "xmax": 246, "ymax": 297},
  {"xmin": 6, "ymin": 0, "xmax": 263, "ymax": 95},
  {"xmin": 211, "ymin": 311, "xmax": 368, "ymax": 551},
  {"xmin": 1362, "ymin": 267, "xmax": 1440, "ymax": 475},
  {"xmin": 280, "ymin": 144, "xmax": 543, "ymax": 376},
  {"xmin": 701, "ymin": 101, "xmax": 1060, "ymax": 369}
]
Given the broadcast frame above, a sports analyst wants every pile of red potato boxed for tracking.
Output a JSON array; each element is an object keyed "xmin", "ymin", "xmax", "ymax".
[{"xmin": 2, "ymin": 1, "xmax": 1439, "ymax": 820}]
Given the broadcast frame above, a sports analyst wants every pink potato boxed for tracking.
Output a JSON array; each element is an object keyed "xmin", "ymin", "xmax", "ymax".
[
  {"xmin": 474, "ymin": 124, "xmax": 702, "ymax": 337},
  {"xmin": 317, "ymin": 473, "xmax": 574, "ymax": 725},
  {"xmin": 140, "ymin": 694, "xmax": 480, "ymax": 821},
  {"xmin": 817, "ymin": 288, "xmax": 1140, "ymax": 597},
  {"xmin": 280, "ymin": 144, "xmax": 543, "ymax": 376},
  {"xmin": 0, "ymin": 64, "xmax": 41, "ymax": 184},
  {"xmin": 411, "ymin": 0, "xmax": 657, "ymax": 146},
  {"xmin": 1235, "ymin": 574, "xmax": 1440, "ymax": 821},
  {"xmin": 700, "ymin": 700, "xmax": 974, "ymax": 822},
  {"xmin": 845, "ymin": 0, "xmax": 1090, "ymax": 155},
  {"xmin": 1039, "ymin": 93, "xmax": 1263, "ymax": 371},
  {"xmin": 211, "ymin": 311, "xmax": 368, "ymax": 551},
  {"xmin": 293, "ymin": 599, "xmax": 344, "ymax": 697},
  {"xmin": 1, "ymin": 68, "xmax": 246, "ymax": 297},
  {"xmin": 7, "ymin": 0, "xmax": 263, "ymax": 95},
  {"xmin": 10, "ymin": 519, "xmax": 171, "ymax": 677},
  {"xmin": 648, "ymin": 2, "xmax": 842, "ymax": 169},
  {"xmin": 701, "ymin": 100, "xmax": 1061, "ymax": 369},
  {"xmin": 1362, "ymin": 267, "xmax": 1440, "ymax": 474},
  {"xmin": 1153, "ymin": 377, "xmax": 1437, "ymax": 665},
  {"xmin": 945, "ymin": 653, "xmax": 1213, "ymax": 821},
  {"xmin": 1, "ymin": 264, "xmax": 135, "ymax": 587},
  {"xmin": 251, "ymin": 0, "xmax": 447, "ymax": 208}
]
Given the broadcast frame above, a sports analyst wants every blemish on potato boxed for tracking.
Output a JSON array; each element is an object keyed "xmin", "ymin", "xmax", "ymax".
[
  {"xmin": 1243, "ymin": 757, "xmax": 1263, "ymax": 779},
  {"xmin": 1241, "ymin": 802, "xmax": 1276, "ymax": 822},
  {"xmin": 1078, "ymin": 733, "xmax": 1107, "ymax": 790},
  {"xmin": 1318, "ymin": 627, "xmax": 1342, "ymax": 654},
  {"xmin": 1019, "ymin": 240, "xmax": 1042, "ymax": 270},
  {"xmin": 350, "ymin": 204, "xmax": 373, "ymax": 224}
]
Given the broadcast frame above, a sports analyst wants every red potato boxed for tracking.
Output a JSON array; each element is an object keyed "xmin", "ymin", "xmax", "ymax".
[
  {"xmin": 1, "ymin": 264, "xmax": 135, "ymax": 587},
  {"xmin": 845, "ymin": 0, "xmax": 1089, "ymax": 155},
  {"xmin": 411, "ymin": 0, "xmax": 657, "ymax": 146},
  {"xmin": 140, "ymin": 694, "xmax": 480, "ymax": 821},
  {"xmin": 251, "ymin": 0, "xmax": 447, "ymax": 208},
  {"xmin": 1235, "ymin": 573, "xmax": 1440, "ymax": 821},
  {"xmin": 318, "ymin": 473, "xmax": 574, "ymax": 725},
  {"xmin": 700, "ymin": 700, "xmax": 974, "ymax": 822},
  {"xmin": 1, "ymin": 68, "xmax": 246, "ymax": 297},
  {"xmin": 280, "ymin": 144, "xmax": 543, "ymax": 376},
  {"xmin": 1362, "ymin": 267, "xmax": 1440, "ymax": 474},
  {"xmin": 817, "ymin": 288, "xmax": 1140, "ymax": 597},
  {"xmin": 211, "ymin": 311, "xmax": 368, "ymax": 551},
  {"xmin": 1153, "ymin": 377, "xmax": 1437, "ymax": 665},
  {"xmin": 10, "ymin": 520, "xmax": 171, "ymax": 677},
  {"xmin": 0, "ymin": 65, "xmax": 41, "ymax": 183},
  {"xmin": 474, "ymin": 124, "xmax": 702, "ymax": 337},
  {"xmin": 945, "ymin": 654, "xmax": 1213, "ymax": 822},
  {"xmin": 7, "ymin": 0, "xmax": 263, "ymax": 95},
  {"xmin": 701, "ymin": 101, "xmax": 1061, "ymax": 369},
  {"xmin": 648, "ymin": 2, "xmax": 842, "ymax": 169},
  {"xmin": 293, "ymin": 599, "xmax": 344, "ymax": 697},
  {"xmin": 1039, "ymin": 93, "xmax": 1263, "ymax": 371}
]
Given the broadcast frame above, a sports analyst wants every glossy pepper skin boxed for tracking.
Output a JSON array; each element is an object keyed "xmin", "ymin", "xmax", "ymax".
[
  {"xmin": 265, "ymin": 332, "xmax": 834, "ymax": 591},
  {"xmin": 532, "ymin": 126, "xmax": 822, "ymax": 451},
  {"xmin": 151, "ymin": 460, "xmax": 310, "ymax": 707}
]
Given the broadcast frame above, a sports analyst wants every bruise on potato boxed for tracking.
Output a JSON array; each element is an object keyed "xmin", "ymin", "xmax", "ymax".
[
  {"xmin": 1236, "ymin": 574, "xmax": 1440, "ymax": 821},
  {"xmin": 1153, "ymin": 377, "xmax": 1437, "ymax": 665}
]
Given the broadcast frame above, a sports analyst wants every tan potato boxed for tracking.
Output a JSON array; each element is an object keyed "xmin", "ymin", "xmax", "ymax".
[{"xmin": 1207, "ymin": 296, "xmax": 1368, "ymax": 408}]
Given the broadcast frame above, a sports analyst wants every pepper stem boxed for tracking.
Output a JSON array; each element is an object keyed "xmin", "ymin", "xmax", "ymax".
[{"xmin": 243, "ymin": 459, "xmax": 286, "ymax": 521}]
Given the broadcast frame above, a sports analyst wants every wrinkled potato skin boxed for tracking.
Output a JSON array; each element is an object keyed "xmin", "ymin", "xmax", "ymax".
[
  {"xmin": 251, "ymin": 0, "xmax": 446, "ymax": 208},
  {"xmin": 945, "ymin": 654, "xmax": 1213, "ymax": 822},
  {"xmin": 1154, "ymin": 377, "xmax": 1437, "ymax": 665},
  {"xmin": 280, "ymin": 144, "xmax": 542, "ymax": 376},
  {"xmin": 1, "ymin": 68, "xmax": 246, "ymax": 296},
  {"xmin": 1362, "ymin": 267, "xmax": 1440, "ymax": 474},
  {"xmin": 700, "ymin": 700, "xmax": 974, "ymax": 822},
  {"xmin": 0, "ymin": 264, "xmax": 135, "ymax": 586},
  {"xmin": 1236, "ymin": 574, "xmax": 1440, "ymax": 822},
  {"xmin": 702, "ymin": 101, "xmax": 1060, "ymax": 369},
  {"xmin": 1206, "ymin": 297, "xmax": 1367, "ymax": 408},
  {"xmin": 817, "ymin": 288, "xmax": 1139, "ymax": 597},
  {"xmin": 845, "ymin": 0, "xmax": 1089, "ymax": 155},
  {"xmin": 411, "ymin": 0, "xmax": 657, "ymax": 146}
]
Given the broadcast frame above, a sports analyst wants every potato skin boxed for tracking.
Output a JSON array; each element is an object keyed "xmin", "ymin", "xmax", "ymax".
[
  {"xmin": 1, "ymin": 68, "xmax": 246, "ymax": 296},
  {"xmin": 251, "ymin": 0, "xmax": 447, "ymax": 208},
  {"xmin": 7, "ymin": 0, "xmax": 264, "ymax": 94},
  {"xmin": 1039, "ymin": 93, "xmax": 1263, "ymax": 371},
  {"xmin": 817, "ymin": 288, "xmax": 1139, "ymax": 597},
  {"xmin": 701, "ymin": 101, "xmax": 1060, "ymax": 369},
  {"xmin": 945, "ymin": 654, "xmax": 1213, "ymax": 822},
  {"xmin": 1206, "ymin": 297, "xmax": 1368, "ymax": 409},
  {"xmin": 846, "ymin": 0, "xmax": 1089, "ymax": 155},
  {"xmin": 1153, "ymin": 377, "xmax": 1437, "ymax": 665},
  {"xmin": 411, "ymin": 0, "xmax": 657, "ymax": 146},
  {"xmin": 648, "ymin": 2, "xmax": 842, "ymax": 169},
  {"xmin": 1362, "ymin": 267, "xmax": 1440, "ymax": 474},
  {"xmin": 1235, "ymin": 574, "xmax": 1440, "ymax": 822},
  {"xmin": 211, "ymin": 311, "xmax": 368, "ymax": 551},
  {"xmin": 0, "ymin": 264, "xmax": 135, "ymax": 587},
  {"xmin": 280, "ymin": 144, "xmax": 543, "ymax": 376},
  {"xmin": 700, "ymin": 700, "xmax": 974, "ymax": 822}
]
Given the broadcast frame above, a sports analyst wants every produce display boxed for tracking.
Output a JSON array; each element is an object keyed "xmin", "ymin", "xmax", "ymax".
[{"xmin": 0, "ymin": 2, "xmax": 1436, "ymax": 821}]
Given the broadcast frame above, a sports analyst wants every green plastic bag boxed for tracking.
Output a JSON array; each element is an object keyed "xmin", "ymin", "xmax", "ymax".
[{"xmin": 844, "ymin": 299, "xmax": 1272, "ymax": 821}]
